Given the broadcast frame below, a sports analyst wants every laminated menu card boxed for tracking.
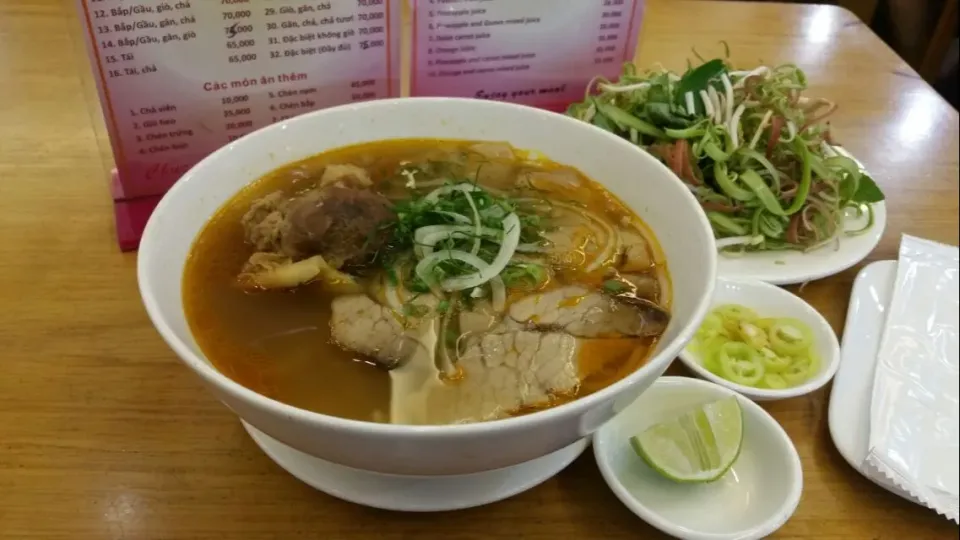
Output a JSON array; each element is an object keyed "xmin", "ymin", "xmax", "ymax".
[
  {"xmin": 75, "ymin": 0, "xmax": 402, "ymax": 205},
  {"xmin": 409, "ymin": 0, "xmax": 645, "ymax": 111}
]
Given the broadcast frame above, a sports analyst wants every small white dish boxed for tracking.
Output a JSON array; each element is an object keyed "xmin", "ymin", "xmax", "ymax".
[
  {"xmin": 718, "ymin": 202, "xmax": 886, "ymax": 286},
  {"xmin": 828, "ymin": 260, "xmax": 923, "ymax": 505},
  {"xmin": 593, "ymin": 377, "xmax": 803, "ymax": 540},
  {"xmin": 678, "ymin": 277, "xmax": 841, "ymax": 401}
]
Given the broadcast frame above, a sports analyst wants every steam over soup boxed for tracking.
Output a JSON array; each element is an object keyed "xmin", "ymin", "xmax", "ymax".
[{"xmin": 183, "ymin": 139, "xmax": 671, "ymax": 425}]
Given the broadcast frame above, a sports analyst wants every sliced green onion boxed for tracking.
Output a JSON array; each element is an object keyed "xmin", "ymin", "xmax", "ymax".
[
  {"xmin": 740, "ymin": 169, "xmax": 787, "ymax": 216},
  {"xmin": 595, "ymin": 102, "xmax": 667, "ymax": 138},
  {"xmin": 714, "ymin": 162, "xmax": 755, "ymax": 201},
  {"xmin": 708, "ymin": 212, "xmax": 749, "ymax": 235},
  {"xmin": 782, "ymin": 138, "xmax": 812, "ymax": 215},
  {"xmin": 703, "ymin": 140, "xmax": 730, "ymax": 162}
]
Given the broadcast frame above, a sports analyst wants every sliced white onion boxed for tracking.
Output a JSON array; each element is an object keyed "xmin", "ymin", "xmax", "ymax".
[
  {"xmin": 728, "ymin": 103, "xmax": 746, "ymax": 148},
  {"xmin": 599, "ymin": 81, "xmax": 652, "ymax": 93},
  {"xmin": 490, "ymin": 276, "xmax": 506, "ymax": 312},
  {"xmin": 731, "ymin": 66, "xmax": 770, "ymax": 88},
  {"xmin": 442, "ymin": 213, "xmax": 521, "ymax": 291},
  {"xmin": 699, "ymin": 89, "xmax": 715, "ymax": 119},
  {"xmin": 414, "ymin": 224, "xmax": 501, "ymax": 259},
  {"xmin": 721, "ymin": 73, "xmax": 735, "ymax": 122},
  {"xmin": 460, "ymin": 187, "xmax": 482, "ymax": 255},
  {"xmin": 707, "ymin": 86, "xmax": 723, "ymax": 124},
  {"xmin": 781, "ymin": 120, "xmax": 798, "ymax": 143},
  {"xmin": 716, "ymin": 235, "xmax": 764, "ymax": 250},
  {"xmin": 748, "ymin": 109, "xmax": 774, "ymax": 150}
]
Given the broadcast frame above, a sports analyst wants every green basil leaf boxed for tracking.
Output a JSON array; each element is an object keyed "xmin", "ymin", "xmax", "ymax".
[
  {"xmin": 675, "ymin": 59, "xmax": 727, "ymax": 113},
  {"xmin": 852, "ymin": 175, "xmax": 885, "ymax": 203},
  {"xmin": 591, "ymin": 110, "xmax": 617, "ymax": 132}
]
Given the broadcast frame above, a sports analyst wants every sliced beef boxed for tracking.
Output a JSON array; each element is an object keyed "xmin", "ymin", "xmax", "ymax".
[
  {"xmin": 329, "ymin": 293, "xmax": 436, "ymax": 368},
  {"xmin": 413, "ymin": 329, "xmax": 581, "ymax": 424},
  {"xmin": 508, "ymin": 285, "xmax": 669, "ymax": 338},
  {"xmin": 330, "ymin": 294, "xmax": 446, "ymax": 425}
]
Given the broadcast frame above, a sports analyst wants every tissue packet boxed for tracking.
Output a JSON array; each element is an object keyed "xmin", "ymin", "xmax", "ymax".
[{"xmin": 866, "ymin": 235, "xmax": 959, "ymax": 522}]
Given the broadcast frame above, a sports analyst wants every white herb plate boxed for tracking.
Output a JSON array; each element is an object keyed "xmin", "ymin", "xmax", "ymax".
[{"xmin": 717, "ymin": 201, "xmax": 886, "ymax": 285}]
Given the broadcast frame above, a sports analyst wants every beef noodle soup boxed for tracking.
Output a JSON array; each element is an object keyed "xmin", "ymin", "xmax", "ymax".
[{"xmin": 183, "ymin": 139, "xmax": 671, "ymax": 425}]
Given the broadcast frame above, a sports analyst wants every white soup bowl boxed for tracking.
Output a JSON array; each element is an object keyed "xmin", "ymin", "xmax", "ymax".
[{"xmin": 138, "ymin": 97, "xmax": 717, "ymax": 476}]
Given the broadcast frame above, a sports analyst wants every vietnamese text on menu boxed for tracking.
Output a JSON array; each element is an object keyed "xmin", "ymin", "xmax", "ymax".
[
  {"xmin": 410, "ymin": 0, "xmax": 644, "ymax": 110},
  {"xmin": 76, "ymin": 0, "xmax": 401, "ymax": 199}
]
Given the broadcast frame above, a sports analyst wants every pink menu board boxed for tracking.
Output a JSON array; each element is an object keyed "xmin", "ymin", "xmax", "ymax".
[
  {"xmin": 76, "ymin": 0, "xmax": 402, "ymax": 200},
  {"xmin": 410, "ymin": 0, "xmax": 644, "ymax": 111}
]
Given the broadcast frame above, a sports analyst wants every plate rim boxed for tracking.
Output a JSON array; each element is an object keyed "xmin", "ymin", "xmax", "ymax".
[{"xmin": 717, "ymin": 201, "xmax": 887, "ymax": 285}]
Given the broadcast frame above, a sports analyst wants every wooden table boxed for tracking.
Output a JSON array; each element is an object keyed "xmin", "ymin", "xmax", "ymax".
[{"xmin": 1, "ymin": 1, "xmax": 957, "ymax": 538}]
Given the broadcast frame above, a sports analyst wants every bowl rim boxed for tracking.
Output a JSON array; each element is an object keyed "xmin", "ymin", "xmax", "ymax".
[
  {"xmin": 677, "ymin": 277, "xmax": 841, "ymax": 400},
  {"xmin": 592, "ymin": 376, "xmax": 804, "ymax": 540},
  {"xmin": 137, "ymin": 96, "xmax": 718, "ymax": 437}
]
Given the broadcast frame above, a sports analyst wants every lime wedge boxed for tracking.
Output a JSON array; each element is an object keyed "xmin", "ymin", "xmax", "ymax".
[{"xmin": 629, "ymin": 396, "xmax": 743, "ymax": 483}]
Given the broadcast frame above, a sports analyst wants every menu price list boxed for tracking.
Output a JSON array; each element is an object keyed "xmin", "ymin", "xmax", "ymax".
[
  {"xmin": 77, "ymin": 0, "xmax": 401, "ymax": 200},
  {"xmin": 411, "ymin": 0, "xmax": 644, "ymax": 110}
]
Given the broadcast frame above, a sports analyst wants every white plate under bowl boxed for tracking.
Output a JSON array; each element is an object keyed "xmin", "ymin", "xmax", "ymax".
[
  {"xmin": 593, "ymin": 377, "xmax": 803, "ymax": 540},
  {"xmin": 828, "ymin": 260, "xmax": 923, "ymax": 505},
  {"xmin": 718, "ymin": 201, "xmax": 886, "ymax": 285},
  {"xmin": 678, "ymin": 277, "xmax": 841, "ymax": 401},
  {"xmin": 243, "ymin": 421, "xmax": 589, "ymax": 512}
]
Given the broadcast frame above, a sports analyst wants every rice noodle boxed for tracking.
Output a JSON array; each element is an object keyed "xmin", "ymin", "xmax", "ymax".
[{"xmin": 489, "ymin": 276, "xmax": 506, "ymax": 312}]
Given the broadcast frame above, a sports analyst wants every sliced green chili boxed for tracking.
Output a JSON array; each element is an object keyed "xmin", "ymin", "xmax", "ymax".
[{"xmin": 740, "ymin": 169, "xmax": 787, "ymax": 216}]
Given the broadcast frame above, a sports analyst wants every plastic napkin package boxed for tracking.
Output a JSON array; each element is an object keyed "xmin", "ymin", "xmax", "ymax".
[{"xmin": 866, "ymin": 235, "xmax": 959, "ymax": 522}]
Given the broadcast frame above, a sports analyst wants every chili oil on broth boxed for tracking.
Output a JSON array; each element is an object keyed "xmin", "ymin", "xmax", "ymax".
[{"xmin": 182, "ymin": 138, "xmax": 671, "ymax": 424}]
